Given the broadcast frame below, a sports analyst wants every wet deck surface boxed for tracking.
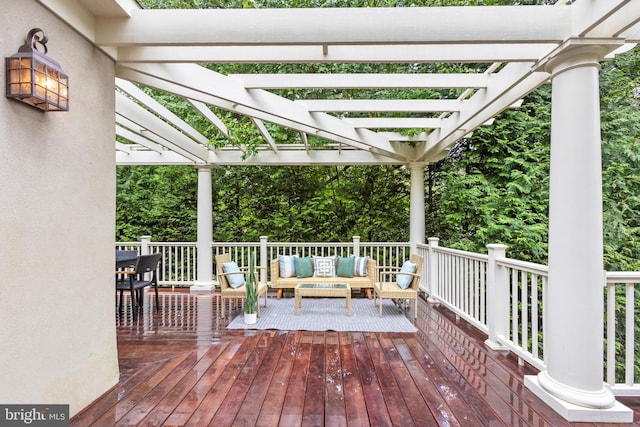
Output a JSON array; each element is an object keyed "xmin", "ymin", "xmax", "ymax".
[{"xmin": 71, "ymin": 291, "xmax": 639, "ymax": 426}]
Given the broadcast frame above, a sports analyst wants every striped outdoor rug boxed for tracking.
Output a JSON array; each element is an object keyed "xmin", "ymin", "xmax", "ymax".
[{"xmin": 226, "ymin": 297, "xmax": 417, "ymax": 332}]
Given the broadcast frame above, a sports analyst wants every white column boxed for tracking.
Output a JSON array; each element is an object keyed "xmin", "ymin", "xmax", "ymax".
[
  {"xmin": 409, "ymin": 163, "xmax": 426, "ymax": 253},
  {"xmin": 524, "ymin": 44, "xmax": 631, "ymax": 422},
  {"xmin": 191, "ymin": 166, "xmax": 214, "ymax": 292}
]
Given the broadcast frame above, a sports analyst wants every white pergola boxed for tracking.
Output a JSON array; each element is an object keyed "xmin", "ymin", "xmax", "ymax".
[
  {"xmin": 38, "ymin": 0, "xmax": 639, "ymax": 422},
  {"xmin": 38, "ymin": 1, "xmax": 637, "ymax": 166}
]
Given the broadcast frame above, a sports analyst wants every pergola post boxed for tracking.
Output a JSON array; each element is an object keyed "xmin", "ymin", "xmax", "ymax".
[
  {"xmin": 191, "ymin": 166, "xmax": 214, "ymax": 292},
  {"xmin": 409, "ymin": 163, "xmax": 426, "ymax": 253},
  {"xmin": 524, "ymin": 43, "xmax": 631, "ymax": 422}
]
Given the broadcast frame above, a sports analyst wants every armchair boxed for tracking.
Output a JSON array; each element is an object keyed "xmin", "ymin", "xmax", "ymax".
[
  {"xmin": 373, "ymin": 254, "xmax": 424, "ymax": 319},
  {"xmin": 215, "ymin": 253, "xmax": 268, "ymax": 318}
]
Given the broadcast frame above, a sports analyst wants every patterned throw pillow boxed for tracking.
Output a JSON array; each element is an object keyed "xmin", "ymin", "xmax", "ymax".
[
  {"xmin": 353, "ymin": 256, "xmax": 369, "ymax": 277},
  {"xmin": 336, "ymin": 256, "xmax": 355, "ymax": 278},
  {"xmin": 313, "ymin": 256, "xmax": 336, "ymax": 277},
  {"xmin": 278, "ymin": 254, "xmax": 297, "ymax": 278},
  {"xmin": 396, "ymin": 260, "xmax": 417, "ymax": 289},
  {"xmin": 222, "ymin": 261, "xmax": 245, "ymax": 288}
]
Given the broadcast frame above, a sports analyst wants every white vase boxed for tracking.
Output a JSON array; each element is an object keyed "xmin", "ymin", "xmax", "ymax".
[{"xmin": 244, "ymin": 312, "xmax": 257, "ymax": 324}]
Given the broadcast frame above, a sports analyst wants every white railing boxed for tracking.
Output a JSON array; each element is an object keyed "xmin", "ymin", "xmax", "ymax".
[
  {"xmin": 117, "ymin": 238, "xmax": 197, "ymax": 286},
  {"xmin": 605, "ymin": 272, "xmax": 640, "ymax": 396},
  {"xmin": 116, "ymin": 236, "xmax": 638, "ymax": 395},
  {"xmin": 421, "ymin": 238, "xmax": 637, "ymax": 395},
  {"xmin": 118, "ymin": 236, "xmax": 410, "ymax": 286}
]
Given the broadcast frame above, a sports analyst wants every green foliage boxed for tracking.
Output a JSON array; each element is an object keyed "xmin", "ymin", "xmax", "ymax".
[
  {"xmin": 116, "ymin": 166, "xmax": 198, "ymax": 241},
  {"xmin": 433, "ymin": 86, "xmax": 551, "ymax": 263},
  {"xmin": 244, "ymin": 254, "xmax": 257, "ymax": 314},
  {"xmin": 600, "ymin": 46, "xmax": 640, "ymax": 271}
]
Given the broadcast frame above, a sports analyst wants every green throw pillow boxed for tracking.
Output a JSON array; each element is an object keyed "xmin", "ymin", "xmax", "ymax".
[
  {"xmin": 336, "ymin": 256, "xmax": 355, "ymax": 278},
  {"xmin": 294, "ymin": 256, "xmax": 314, "ymax": 278}
]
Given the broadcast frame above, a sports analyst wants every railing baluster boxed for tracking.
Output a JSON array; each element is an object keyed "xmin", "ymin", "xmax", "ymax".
[
  {"xmin": 606, "ymin": 282, "xmax": 616, "ymax": 386},
  {"xmin": 625, "ymin": 283, "xmax": 634, "ymax": 387}
]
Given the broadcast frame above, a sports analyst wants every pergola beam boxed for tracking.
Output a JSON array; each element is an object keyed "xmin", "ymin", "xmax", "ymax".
[
  {"xmin": 345, "ymin": 118, "xmax": 443, "ymax": 129},
  {"xmin": 231, "ymin": 73, "xmax": 489, "ymax": 89},
  {"xmin": 95, "ymin": 7, "xmax": 569, "ymax": 46},
  {"xmin": 297, "ymin": 99, "xmax": 463, "ymax": 113},
  {"xmin": 116, "ymin": 145, "xmax": 405, "ymax": 166},
  {"xmin": 115, "ymin": 44, "xmax": 559, "ymax": 64}
]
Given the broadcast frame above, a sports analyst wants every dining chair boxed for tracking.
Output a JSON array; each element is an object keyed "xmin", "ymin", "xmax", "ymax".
[
  {"xmin": 115, "ymin": 253, "xmax": 162, "ymax": 320},
  {"xmin": 115, "ymin": 250, "xmax": 139, "ymax": 269}
]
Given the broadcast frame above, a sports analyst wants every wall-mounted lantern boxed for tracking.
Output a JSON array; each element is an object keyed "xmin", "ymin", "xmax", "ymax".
[{"xmin": 5, "ymin": 28, "xmax": 69, "ymax": 112}]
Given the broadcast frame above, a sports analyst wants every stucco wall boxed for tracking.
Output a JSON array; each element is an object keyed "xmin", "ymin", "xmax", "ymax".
[{"xmin": 0, "ymin": 0, "xmax": 118, "ymax": 417}]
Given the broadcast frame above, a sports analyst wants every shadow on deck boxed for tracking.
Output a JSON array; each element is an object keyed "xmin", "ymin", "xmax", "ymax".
[{"xmin": 71, "ymin": 290, "xmax": 639, "ymax": 426}]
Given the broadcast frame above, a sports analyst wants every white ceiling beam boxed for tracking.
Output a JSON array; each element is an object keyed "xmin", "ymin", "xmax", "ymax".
[
  {"xmin": 115, "ymin": 44, "xmax": 558, "ymax": 64},
  {"xmin": 187, "ymin": 99, "xmax": 230, "ymax": 139},
  {"xmin": 344, "ymin": 118, "xmax": 442, "ymax": 129},
  {"xmin": 96, "ymin": 7, "xmax": 569, "ymax": 46},
  {"xmin": 116, "ymin": 63, "xmax": 408, "ymax": 161},
  {"xmin": 422, "ymin": 62, "xmax": 550, "ymax": 160},
  {"xmin": 115, "ymin": 119, "xmax": 206, "ymax": 163},
  {"xmin": 115, "ymin": 141, "xmax": 131, "ymax": 153},
  {"xmin": 115, "ymin": 122, "xmax": 164, "ymax": 153},
  {"xmin": 251, "ymin": 118, "xmax": 278, "ymax": 152},
  {"xmin": 115, "ymin": 91, "xmax": 210, "ymax": 162},
  {"xmin": 571, "ymin": 0, "xmax": 640, "ymax": 38},
  {"xmin": 230, "ymin": 73, "xmax": 489, "ymax": 89},
  {"xmin": 116, "ymin": 146, "xmax": 405, "ymax": 166},
  {"xmin": 116, "ymin": 78, "xmax": 210, "ymax": 145},
  {"xmin": 379, "ymin": 132, "xmax": 429, "ymax": 142},
  {"xmin": 297, "ymin": 99, "xmax": 462, "ymax": 113},
  {"xmin": 116, "ymin": 150, "xmax": 198, "ymax": 165}
]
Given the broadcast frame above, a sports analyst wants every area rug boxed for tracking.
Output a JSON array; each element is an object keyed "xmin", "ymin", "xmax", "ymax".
[{"xmin": 226, "ymin": 297, "xmax": 417, "ymax": 332}]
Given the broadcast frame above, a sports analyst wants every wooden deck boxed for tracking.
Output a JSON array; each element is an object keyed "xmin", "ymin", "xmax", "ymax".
[{"xmin": 72, "ymin": 290, "xmax": 639, "ymax": 426}]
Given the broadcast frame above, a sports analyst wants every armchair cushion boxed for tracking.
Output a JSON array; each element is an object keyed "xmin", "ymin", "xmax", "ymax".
[
  {"xmin": 396, "ymin": 260, "xmax": 417, "ymax": 289},
  {"xmin": 336, "ymin": 256, "xmax": 355, "ymax": 278},
  {"xmin": 222, "ymin": 261, "xmax": 245, "ymax": 288},
  {"xmin": 294, "ymin": 256, "xmax": 314, "ymax": 278}
]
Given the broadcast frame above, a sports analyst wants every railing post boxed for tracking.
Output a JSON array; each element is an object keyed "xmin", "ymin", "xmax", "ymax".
[
  {"xmin": 427, "ymin": 237, "xmax": 439, "ymax": 303},
  {"xmin": 352, "ymin": 235, "xmax": 360, "ymax": 257},
  {"xmin": 485, "ymin": 243, "xmax": 509, "ymax": 350},
  {"xmin": 260, "ymin": 236, "xmax": 268, "ymax": 284},
  {"xmin": 141, "ymin": 235, "xmax": 151, "ymax": 255}
]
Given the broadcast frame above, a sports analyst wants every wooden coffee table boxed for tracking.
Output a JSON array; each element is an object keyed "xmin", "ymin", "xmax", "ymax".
[{"xmin": 295, "ymin": 283, "xmax": 351, "ymax": 316}]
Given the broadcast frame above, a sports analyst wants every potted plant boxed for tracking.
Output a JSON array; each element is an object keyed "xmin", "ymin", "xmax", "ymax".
[{"xmin": 244, "ymin": 254, "xmax": 258, "ymax": 324}]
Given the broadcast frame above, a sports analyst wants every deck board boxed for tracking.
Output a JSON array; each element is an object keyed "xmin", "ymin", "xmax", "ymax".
[{"xmin": 71, "ymin": 291, "xmax": 639, "ymax": 426}]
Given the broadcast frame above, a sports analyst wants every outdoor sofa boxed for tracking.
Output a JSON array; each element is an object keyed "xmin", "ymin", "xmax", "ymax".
[{"xmin": 270, "ymin": 255, "xmax": 377, "ymax": 299}]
